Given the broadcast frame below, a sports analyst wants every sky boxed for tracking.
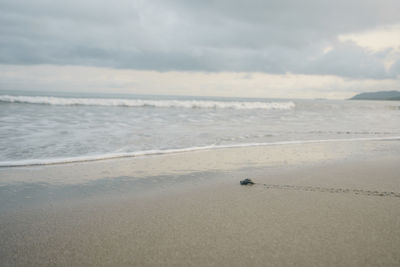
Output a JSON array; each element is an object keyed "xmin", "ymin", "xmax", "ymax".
[{"xmin": 0, "ymin": 0, "xmax": 399, "ymax": 99}]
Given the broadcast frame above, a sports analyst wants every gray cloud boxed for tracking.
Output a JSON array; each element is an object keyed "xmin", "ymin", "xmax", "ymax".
[{"xmin": 0, "ymin": 0, "xmax": 399, "ymax": 78}]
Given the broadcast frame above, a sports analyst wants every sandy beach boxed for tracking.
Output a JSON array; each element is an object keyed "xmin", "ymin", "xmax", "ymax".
[{"xmin": 1, "ymin": 139, "xmax": 400, "ymax": 266}]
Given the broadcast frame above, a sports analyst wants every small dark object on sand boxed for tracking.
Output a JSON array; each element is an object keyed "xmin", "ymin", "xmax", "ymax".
[{"xmin": 240, "ymin": 178, "xmax": 255, "ymax": 185}]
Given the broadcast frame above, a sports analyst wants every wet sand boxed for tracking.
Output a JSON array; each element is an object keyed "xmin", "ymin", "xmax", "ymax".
[{"xmin": 1, "ymin": 140, "xmax": 400, "ymax": 266}]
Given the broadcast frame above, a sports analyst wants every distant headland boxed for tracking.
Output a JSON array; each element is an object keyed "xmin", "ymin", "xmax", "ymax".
[{"xmin": 350, "ymin": 91, "xmax": 400, "ymax": 101}]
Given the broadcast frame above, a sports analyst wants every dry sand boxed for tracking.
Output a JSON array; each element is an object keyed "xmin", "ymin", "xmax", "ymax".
[{"xmin": 0, "ymin": 140, "xmax": 400, "ymax": 266}]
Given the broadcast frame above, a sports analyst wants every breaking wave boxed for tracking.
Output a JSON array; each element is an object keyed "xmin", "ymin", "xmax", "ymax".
[{"xmin": 0, "ymin": 95, "xmax": 295, "ymax": 110}]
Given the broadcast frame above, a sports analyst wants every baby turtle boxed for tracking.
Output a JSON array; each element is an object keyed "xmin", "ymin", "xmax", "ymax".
[{"xmin": 240, "ymin": 178, "xmax": 255, "ymax": 185}]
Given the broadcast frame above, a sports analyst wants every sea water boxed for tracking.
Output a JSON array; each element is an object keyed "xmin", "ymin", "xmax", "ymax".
[{"xmin": 0, "ymin": 91, "xmax": 399, "ymax": 167}]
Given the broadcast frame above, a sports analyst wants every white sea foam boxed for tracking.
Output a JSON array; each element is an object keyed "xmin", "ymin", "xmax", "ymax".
[
  {"xmin": 0, "ymin": 95, "xmax": 295, "ymax": 110},
  {"xmin": 1, "ymin": 136, "xmax": 399, "ymax": 168}
]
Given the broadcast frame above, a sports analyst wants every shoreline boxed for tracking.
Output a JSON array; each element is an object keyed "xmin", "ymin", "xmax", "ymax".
[
  {"xmin": 1, "ymin": 135, "xmax": 399, "ymax": 168},
  {"xmin": 1, "ymin": 138, "xmax": 399, "ymax": 185},
  {"xmin": 0, "ymin": 136, "xmax": 400, "ymax": 168}
]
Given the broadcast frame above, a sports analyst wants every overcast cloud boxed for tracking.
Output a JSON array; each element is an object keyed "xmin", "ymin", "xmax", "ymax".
[{"xmin": 1, "ymin": 0, "xmax": 400, "ymax": 79}]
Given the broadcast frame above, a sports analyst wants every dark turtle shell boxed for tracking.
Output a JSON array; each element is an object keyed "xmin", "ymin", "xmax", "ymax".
[{"xmin": 240, "ymin": 178, "xmax": 255, "ymax": 185}]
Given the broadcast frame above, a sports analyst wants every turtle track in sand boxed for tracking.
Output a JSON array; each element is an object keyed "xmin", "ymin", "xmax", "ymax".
[{"xmin": 260, "ymin": 184, "xmax": 400, "ymax": 198}]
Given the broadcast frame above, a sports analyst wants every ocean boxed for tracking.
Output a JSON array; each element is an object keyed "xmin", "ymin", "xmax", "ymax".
[{"xmin": 0, "ymin": 91, "xmax": 399, "ymax": 167}]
